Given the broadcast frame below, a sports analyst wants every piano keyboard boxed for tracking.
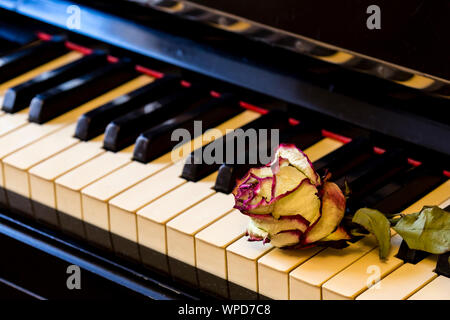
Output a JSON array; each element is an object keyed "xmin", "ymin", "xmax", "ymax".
[{"xmin": 0, "ymin": 31, "xmax": 448, "ymax": 300}]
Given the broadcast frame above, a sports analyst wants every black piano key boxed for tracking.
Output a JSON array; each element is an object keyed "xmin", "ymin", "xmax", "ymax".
[
  {"xmin": 28, "ymin": 59, "xmax": 137, "ymax": 124},
  {"xmin": 103, "ymin": 85, "xmax": 210, "ymax": 152},
  {"xmin": 313, "ymin": 136, "xmax": 373, "ymax": 179},
  {"xmin": 364, "ymin": 166, "xmax": 446, "ymax": 213},
  {"xmin": 214, "ymin": 118, "xmax": 306, "ymax": 194},
  {"xmin": 335, "ymin": 148, "xmax": 408, "ymax": 201},
  {"xmin": 3, "ymin": 50, "xmax": 108, "ymax": 113},
  {"xmin": 435, "ymin": 252, "xmax": 450, "ymax": 278},
  {"xmin": 0, "ymin": 37, "xmax": 68, "ymax": 83},
  {"xmin": 357, "ymin": 164, "xmax": 447, "ymax": 265},
  {"xmin": 75, "ymin": 75, "xmax": 180, "ymax": 141},
  {"xmin": 214, "ymin": 140, "xmax": 275, "ymax": 194},
  {"xmin": 0, "ymin": 21, "xmax": 38, "ymax": 46},
  {"xmin": 0, "ymin": 38, "xmax": 20, "ymax": 56},
  {"xmin": 281, "ymin": 121, "xmax": 324, "ymax": 150},
  {"xmin": 396, "ymin": 240, "xmax": 429, "ymax": 264},
  {"xmin": 133, "ymin": 94, "xmax": 241, "ymax": 163},
  {"xmin": 181, "ymin": 111, "xmax": 289, "ymax": 182}
]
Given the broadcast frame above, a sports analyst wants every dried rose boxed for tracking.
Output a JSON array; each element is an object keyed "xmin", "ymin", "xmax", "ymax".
[{"xmin": 233, "ymin": 144, "xmax": 350, "ymax": 248}]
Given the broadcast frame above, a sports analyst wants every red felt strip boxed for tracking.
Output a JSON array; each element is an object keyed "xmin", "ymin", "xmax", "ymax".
[
  {"xmin": 135, "ymin": 65, "xmax": 164, "ymax": 79},
  {"xmin": 321, "ymin": 129, "xmax": 352, "ymax": 144},
  {"xmin": 373, "ymin": 146, "xmax": 386, "ymax": 154},
  {"xmin": 180, "ymin": 80, "xmax": 191, "ymax": 88},
  {"xmin": 407, "ymin": 158, "xmax": 422, "ymax": 167},
  {"xmin": 210, "ymin": 90, "xmax": 221, "ymax": 98},
  {"xmin": 239, "ymin": 101, "xmax": 269, "ymax": 114},
  {"xmin": 36, "ymin": 32, "xmax": 52, "ymax": 41},
  {"xmin": 65, "ymin": 41, "xmax": 93, "ymax": 55},
  {"xmin": 288, "ymin": 118, "xmax": 300, "ymax": 126},
  {"xmin": 107, "ymin": 55, "xmax": 119, "ymax": 63}
]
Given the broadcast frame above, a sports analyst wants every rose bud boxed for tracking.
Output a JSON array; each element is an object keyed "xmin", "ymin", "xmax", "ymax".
[{"xmin": 233, "ymin": 144, "xmax": 350, "ymax": 248}]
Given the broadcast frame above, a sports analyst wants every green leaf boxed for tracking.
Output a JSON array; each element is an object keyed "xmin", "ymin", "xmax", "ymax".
[
  {"xmin": 352, "ymin": 208, "xmax": 391, "ymax": 259},
  {"xmin": 393, "ymin": 206, "xmax": 450, "ymax": 254}
]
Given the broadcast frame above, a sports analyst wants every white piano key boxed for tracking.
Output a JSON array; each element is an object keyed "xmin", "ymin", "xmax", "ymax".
[
  {"xmin": 137, "ymin": 172, "xmax": 217, "ymax": 257},
  {"xmin": 289, "ymin": 235, "xmax": 378, "ymax": 300},
  {"xmin": 322, "ymin": 181, "xmax": 450, "ymax": 300},
  {"xmin": 0, "ymin": 51, "xmax": 83, "ymax": 137},
  {"xmin": 54, "ymin": 146, "xmax": 134, "ymax": 237},
  {"xmin": 0, "ymin": 109, "xmax": 30, "ymax": 138},
  {"xmin": 226, "ymin": 236, "xmax": 273, "ymax": 294},
  {"xmin": 355, "ymin": 196, "xmax": 449, "ymax": 300},
  {"xmin": 108, "ymin": 161, "xmax": 186, "ymax": 260},
  {"xmin": 195, "ymin": 210, "xmax": 249, "ymax": 279},
  {"xmin": 220, "ymin": 137, "xmax": 344, "ymax": 298},
  {"xmin": 0, "ymin": 75, "xmax": 150, "ymax": 161},
  {"xmin": 28, "ymin": 135, "xmax": 105, "ymax": 232},
  {"xmin": 408, "ymin": 276, "xmax": 450, "ymax": 300},
  {"xmin": 321, "ymin": 235, "xmax": 404, "ymax": 300},
  {"xmin": 0, "ymin": 160, "xmax": 5, "ymax": 205},
  {"xmin": 166, "ymin": 192, "xmax": 235, "ymax": 267},
  {"xmin": 258, "ymin": 247, "xmax": 323, "ymax": 300},
  {"xmin": 2, "ymin": 124, "xmax": 79, "ymax": 218},
  {"xmin": 0, "ymin": 76, "xmax": 151, "ymax": 220},
  {"xmin": 356, "ymin": 255, "xmax": 438, "ymax": 300},
  {"xmin": 81, "ymin": 110, "xmax": 259, "ymax": 251}
]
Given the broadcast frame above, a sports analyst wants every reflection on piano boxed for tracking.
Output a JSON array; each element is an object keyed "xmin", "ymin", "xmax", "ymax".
[{"xmin": 0, "ymin": 0, "xmax": 449, "ymax": 300}]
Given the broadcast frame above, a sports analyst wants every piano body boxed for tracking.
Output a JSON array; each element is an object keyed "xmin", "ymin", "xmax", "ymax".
[{"xmin": 0, "ymin": 0, "xmax": 449, "ymax": 300}]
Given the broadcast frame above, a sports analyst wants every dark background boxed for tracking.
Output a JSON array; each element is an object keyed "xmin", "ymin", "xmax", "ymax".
[{"xmin": 188, "ymin": 0, "xmax": 450, "ymax": 80}]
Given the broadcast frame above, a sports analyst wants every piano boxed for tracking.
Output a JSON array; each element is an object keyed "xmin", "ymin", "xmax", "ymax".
[{"xmin": 0, "ymin": 0, "xmax": 449, "ymax": 300}]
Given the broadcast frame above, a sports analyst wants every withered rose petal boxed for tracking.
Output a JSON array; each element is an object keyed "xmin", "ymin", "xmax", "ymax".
[
  {"xmin": 272, "ymin": 178, "xmax": 321, "ymax": 221},
  {"xmin": 303, "ymin": 181, "xmax": 346, "ymax": 244},
  {"xmin": 320, "ymin": 226, "xmax": 352, "ymax": 241},
  {"xmin": 247, "ymin": 219, "xmax": 268, "ymax": 241},
  {"xmin": 272, "ymin": 165, "xmax": 307, "ymax": 198},
  {"xmin": 271, "ymin": 230, "xmax": 303, "ymax": 247},
  {"xmin": 271, "ymin": 143, "xmax": 320, "ymax": 186},
  {"xmin": 232, "ymin": 144, "xmax": 338, "ymax": 249},
  {"xmin": 249, "ymin": 213, "xmax": 309, "ymax": 235}
]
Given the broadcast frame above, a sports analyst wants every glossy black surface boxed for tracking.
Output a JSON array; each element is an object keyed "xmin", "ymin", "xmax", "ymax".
[
  {"xmin": 0, "ymin": 37, "xmax": 67, "ymax": 83},
  {"xmin": 278, "ymin": 123, "xmax": 323, "ymax": 150},
  {"xmin": 361, "ymin": 166, "xmax": 446, "ymax": 213},
  {"xmin": 181, "ymin": 111, "xmax": 289, "ymax": 182},
  {"xmin": 0, "ymin": 203, "xmax": 201, "ymax": 299},
  {"xmin": 75, "ymin": 75, "xmax": 180, "ymax": 141},
  {"xmin": 213, "ymin": 120, "xmax": 326, "ymax": 194},
  {"xmin": 335, "ymin": 149, "xmax": 408, "ymax": 199},
  {"xmin": 0, "ymin": 38, "xmax": 20, "ymax": 56},
  {"xmin": 133, "ymin": 94, "xmax": 241, "ymax": 163},
  {"xmin": 103, "ymin": 85, "xmax": 210, "ymax": 152},
  {"xmin": 435, "ymin": 252, "xmax": 450, "ymax": 278},
  {"xmin": 28, "ymin": 59, "xmax": 137, "ymax": 124},
  {"xmin": 0, "ymin": 3, "xmax": 449, "ymax": 300},
  {"xmin": 2, "ymin": 1, "xmax": 448, "ymax": 155},
  {"xmin": 2, "ymin": 50, "xmax": 107, "ymax": 113},
  {"xmin": 187, "ymin": 0, "xmax": 450, "ymax": 81},
  {"xmin": 396, "ymin": 240, "xmax": 429, "ymax": 265},
  {"xmin": 0, "ymin": 190, "xmax": 254, "ymax": 300},
  {"xmin": 313, "ymin": 137, "xmax": 373, "ymax": 179},
  {"xmin": 0, "ymin": 19, "xmax": 38, "ymax": 46}
]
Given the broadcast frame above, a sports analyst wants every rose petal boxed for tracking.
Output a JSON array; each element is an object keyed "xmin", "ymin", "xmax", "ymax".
[
  {"xmin": 272, "ymin": 178, "xmax": 321, "ymax": 221},
  {"xmin": 271, "ymin": 143, "xmax": 320, "ymax": 186},
  {"xmin": 271, "ymin": 230, "xmax": 303, "ymax": 247},
  {"xmin": 273, "ymin": 165, "xmax": 307, "ymax": 198},
  {"xmin": 247, "ymin": 219, "xmax": 269, "ymax": 241},
  {"xmin": 303, "ymin": 182, "xmax": 346, "ymax": 244},
  {"xmin": 320, "ymin": 226, "xmax": 351, "ymax": 241},
  {"xmin": 250, "ymin": 214, "xmax": 309, "ymax": 235}
]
